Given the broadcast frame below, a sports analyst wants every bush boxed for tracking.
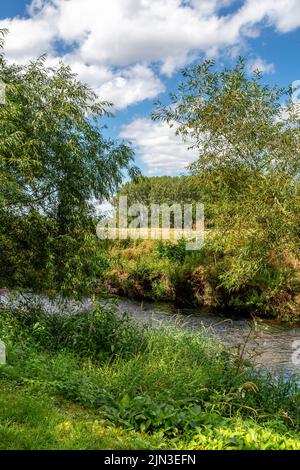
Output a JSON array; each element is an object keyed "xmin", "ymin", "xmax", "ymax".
[
  {"xmin": 0, "ymin": 300, "xmax": 148, "ymax": 360},
  {"xmin": 154, "ymin": 239, "xmax": 187, "ymax": 263}
]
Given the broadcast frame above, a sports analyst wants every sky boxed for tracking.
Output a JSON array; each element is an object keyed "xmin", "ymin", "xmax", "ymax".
[{"xmin": 1, "ymin": 0, "xmax": 300, "ymax": 176}]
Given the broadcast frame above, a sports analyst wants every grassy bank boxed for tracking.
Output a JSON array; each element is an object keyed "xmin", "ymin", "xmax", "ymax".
[
  {"xmin": 0, "ymin": 380, "xmax": 167, "ymax": 450},
  {"xmin": 1, "ymin": 300, "xmax": 300, "ymax": 450},
  {"xmin": 99, "ymin": 238, "xmax": 300, "ymax": 322}
]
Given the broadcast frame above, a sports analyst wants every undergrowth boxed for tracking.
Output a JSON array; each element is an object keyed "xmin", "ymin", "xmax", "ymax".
[{"xmin": 0, "ymin": 300, "xmax": 300, "ymax": 449}]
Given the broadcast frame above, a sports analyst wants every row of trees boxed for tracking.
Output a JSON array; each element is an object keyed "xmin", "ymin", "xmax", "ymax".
[
  {"xmin": 114, "ymin": 175, "xmax": 207, "ymax": 227},
  {"xmin": 115, "ymin": 175, "xmax": 201, "ymax": 207}
]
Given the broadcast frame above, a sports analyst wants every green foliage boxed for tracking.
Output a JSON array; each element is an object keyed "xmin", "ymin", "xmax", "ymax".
[
  {"xmin": 154, "ymin": 57, "xmax": 299, "ymax": 176},
  {"xmin": 1, "ymin": 303, "xmax": 300, "ymax": 449},
  {"xmin": 2, "ymin": 378, "xmax": 300, "ymax": 450},
  {"xmin": 155, "ymin": 239, "xmax": 187, "ymax": 263},
  {"xmin": 0, "ymin": 30, "xmax": 138, "ymax": 297},
  {"xmin": 113, "ymin": 175, "xmax": 205, "ymax": 225},
  {"xmin": 103, "ymin": 240, "xmax": 175, "ymax": 301},
  {"xmin": 0, "ymin": 210, "xmax": 53, "ymax": 289},
  {"xmin": 186, "ymin": 418, "xmax": 300, "ymax": 450},
  {"xmin": 114, "ymin": 175, "xmax": 202, "ymax": 207},
  {"xmin": 101, "ymin": 237, "xmax": 300, "ymax": 316},
  {"xmin": 153, "ymin": 57, "xmax": 300, "ymax": 312},
  {"xmin": 0, "ymin": 301, "xmax": 147, "ymax": 360},
  {"xmin": 0, "ymin": 380, "xmax": 165, "ymax": 450}
]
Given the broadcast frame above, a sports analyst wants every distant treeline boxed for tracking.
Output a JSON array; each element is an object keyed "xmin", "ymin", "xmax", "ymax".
[
  {"xmin": 113, "ymin": 175, "xmax": 210, "ymax": 227},
  {"xmin": 114, "ymin": 175, "xmax": 202, "ymax": 206}
]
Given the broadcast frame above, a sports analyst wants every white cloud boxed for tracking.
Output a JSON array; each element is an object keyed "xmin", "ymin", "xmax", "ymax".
[
  {"xmin": 249, "ymin": 57, "xmax": 275, "ymax": 74},
  {"xmin": 42, "ymin": 58, "xmax": 165, "ymax": 109},
  {"xmin": 96, "ymin": 64, "xmax": 165, "ymax": 109},
  {"xmin": 0, "ymin": 16, "xmax": 55, "ymax": 62},
  {"xmin": 0, "ymin": 0, "xmax": 300, "ymax": 108},
  {"xmin": 120, "ymin": 118, "xmax": 198, "ymax": 175}
]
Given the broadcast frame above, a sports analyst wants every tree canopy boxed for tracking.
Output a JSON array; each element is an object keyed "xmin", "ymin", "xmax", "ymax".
[
  {"xmin": 0, "ymin": 30, "xmax": 138, "ymax": 296},
  {"xmin": 153, "ymin": 58, "xmax": 300, "ymax": 294}
]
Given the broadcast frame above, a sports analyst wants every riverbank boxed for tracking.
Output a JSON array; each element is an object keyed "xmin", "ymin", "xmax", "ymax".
[
  {"xmin": 2, "ymin": 290, "xmax": 300, "ymax": 375},
  {"xmin": 1, "ymin": 300, "xmax": 300, "ymax": 450},
  {"xmin": 98, "ymin": 238, "xmax": 300, "ymax": 322},
  {"xmin": 114, "ymin": 297, "xmax": 300, "ymax": 377}
]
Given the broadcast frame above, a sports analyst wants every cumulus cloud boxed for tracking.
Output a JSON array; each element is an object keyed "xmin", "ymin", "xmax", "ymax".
[
  {"xmin": 120, "ymin": 118, "xmax": 198, "ymax": 175},
  {"xmin": 0, "ymin": 16, "xmax": 55, "ymax": 62},
  {"xmin": 43, "ymin": 58, "xmax": 165, "ymax": 109},
  {"xmin": 0, "ymin": 0, "xmax": 300, "ymax": 108},
  {"xmin": 96, "ymin": 64, "xmax": 165, "ymax": 109},
  {"xmin": 249, "ymin": 57, "xmax": 275, "ymax": 74}
]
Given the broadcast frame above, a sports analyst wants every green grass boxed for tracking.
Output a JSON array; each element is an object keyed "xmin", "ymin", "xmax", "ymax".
[
  {"xmin": 0, "ymin": 379, "xmax": 168, "ymax": 450},
  {"xmin": 1, "ymin": 379, "xmax": 300, "ymax": 450},
  {"xmin": 1, "ymin": 302, "xmax": 300, "ymax": 450}
]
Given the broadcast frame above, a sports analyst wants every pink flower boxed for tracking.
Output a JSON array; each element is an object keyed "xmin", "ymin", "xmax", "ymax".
[{"xmin": 107, "ymin": 285, "xmax": 118, "ymax": 294}]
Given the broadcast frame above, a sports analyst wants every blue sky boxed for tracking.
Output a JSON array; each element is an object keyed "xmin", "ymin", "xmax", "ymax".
[{"xmin": 1, "ymin": 0, "xmax": 300, "ymax": 176}]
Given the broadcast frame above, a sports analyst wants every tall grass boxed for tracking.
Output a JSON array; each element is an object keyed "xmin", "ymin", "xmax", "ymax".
[{"xmin": 1, "ymin": 301, "xmax": 300, "ymax": 449}]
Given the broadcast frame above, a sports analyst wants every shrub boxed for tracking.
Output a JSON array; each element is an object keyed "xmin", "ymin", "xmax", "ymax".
[
  {"xmin": 102, "ymin": 238, "xmax": 300, "ymax": 319},
  {"xmin": 0, "ymin": 300, "xmax": 148, "ymax": 360},
  {"xmin": 154, "ymin": 239, "xmax": 187, "ymax": 263}
]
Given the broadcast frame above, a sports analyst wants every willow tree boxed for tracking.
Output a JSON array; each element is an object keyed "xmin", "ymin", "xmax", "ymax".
[
  {"xmin": 0, "ymin": 30, "xmax": 138, "ymax": 295},
  {"xmin": 153, "ymin": 58, "xmax": 300, "ymax": 315}
]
